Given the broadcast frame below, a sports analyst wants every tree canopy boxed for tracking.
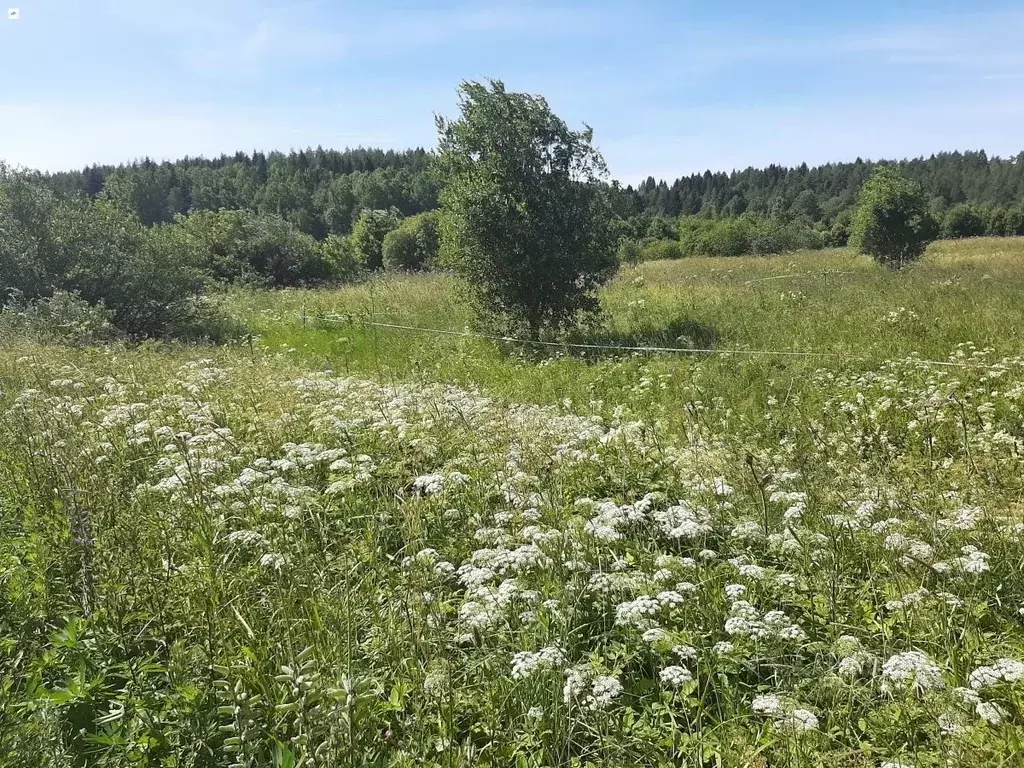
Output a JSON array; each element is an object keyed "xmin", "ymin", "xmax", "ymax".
[{"xmin": 436, "ymin": 80, "xmax": 618, "ymax": 337}]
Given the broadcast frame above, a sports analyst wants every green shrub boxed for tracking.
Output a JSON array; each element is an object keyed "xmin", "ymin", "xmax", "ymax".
[
  {"xmin": 382, "ymin": 212, "xmax": 440, "ymax": 271},
  {"xmin": 171, "ymin": 209, "xmax": 332, "ymax": 286},
  {"xmin": 641, "ymin": 239, "xmax": 684, "ymax": 261},
  {"xmin": 942, "ymin": 204, "xmax": 986, "ymax": 239},
  {"xmin": 1, "ymin": 168, "xmax": 213, "ymax": 338},
  {"xmin": 321, "ymin": 235, "xmax": 366, "ymax": 282},
  {"xmin": 850, "ymin": 167, "xmax": 937, "ymax": 268},
  {"xmin": 617, "ymin": 239, "xmax": 643, "ymax": 266},
  {"xmin": 351, "ymin": 208, "xmax": 401, "ymax": 270},
  {"xmin": 0, "ymin": 290, "xmax": 116, "ymax": 345}
]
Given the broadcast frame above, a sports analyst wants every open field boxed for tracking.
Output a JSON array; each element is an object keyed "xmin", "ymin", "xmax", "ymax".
[
  {"xmin": 3, "ymin": 238, "xmax": 1024, "ymax": 766},
  {"xmin": 230, "ymin": 237, "xmax": 1024, "ymax": 426}
]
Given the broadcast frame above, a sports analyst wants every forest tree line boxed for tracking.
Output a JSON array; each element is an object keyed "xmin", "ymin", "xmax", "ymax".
[
  {"xmin": 4, "ymin": 139, "xmax": 1024, "ymax": 341},
  {"xmin": 31, "ymin": 147, "xmax": 1024, "ymax": 243}
]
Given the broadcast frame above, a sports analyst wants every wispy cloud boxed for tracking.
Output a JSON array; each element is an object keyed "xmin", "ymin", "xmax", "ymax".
[{"xmin": 837, "ymin": 10, "xmax": 1024, "ymax": 75}]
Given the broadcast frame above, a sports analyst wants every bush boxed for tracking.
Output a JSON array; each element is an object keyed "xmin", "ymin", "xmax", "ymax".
[
  {"xmin": 382, "ymin": 212, "xmax": 440, "ymax": 271},
  {"xmin": 171, "ymin": 210, "xmax": 332, "ymax": 286},
  {"xmin": 321, "ymin": 235, "xmax": 365, "ymax": 282},
  {"xmin": 676, "ymin": 214, "xmax": 825, "ymax": 258},
  {"xmin": 641, "ymin": 239, "xmax": 684, "ymax": 261},
  {"xmin": 1, "ymin": 168, "xmax": 214, "ymax": 338},
  {"xmin": 617, "ymin": 239, "xmax": 643, "ymax": 266},
  {"xmin": 351, "ymin": 208, "xmax": 401, "ymax": 270},
  {"xmin": 0, "ymin": 290, "xmax": 116, "ymax": 345},
  {"xmin": 850, "ymin": 167, "xmax": 937, "ymax": 268},
  {"xmin": 827, "ymin": 210, "xmax": 853, "ymax": 247},
  {"xmin": 942, "ymin": 204, "xmax": 987, "ymax": 239}
]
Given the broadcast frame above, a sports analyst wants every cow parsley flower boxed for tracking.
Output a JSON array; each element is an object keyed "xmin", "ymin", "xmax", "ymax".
[
  {"xmin": 412, "ymin": 474, "xmax": 445, "ymax": 495},
  {"xmin": 588, "ymin": 675, "xmax": 623, "ymax": 710},
  {"xmin": 881, "ymin": 651, "xmax": 944, "ymax": 693},
  {"xmin": 659, "ymin": 665, "xmax": 693, "ymax": 687},
  {"xmin": 511, "ymin": 646, "xmax": 567, "ymax": 679},
  {"xmin": 259, "ymin": 552, "xmax": 286, "ymax": 571},
  {"xmin": 752, "ymin": 694, "xmax": 784, "ymax": 715},
  {"xmin": 642, "ymin": 627, "xmax": 669, "ymax": 644},
  {"xmin": 725, "ymin": 583, "xmax": 747, "ymax": 600},
  {"xmin": 777, "ymin": 709, "xmax": 818, "ymax": 732},
  {"xmin": 225, "ymin": 529, "xmax": 269, "ymax": 548},
  {"xmin": 615, "ymin": 596, "xmax": 661, "ymax": 629},
  {"xmin": 673, "ymin": 645, "xmax": 698, "ymax": 661},
  {"xmin": 657, "ymin": 590, "xmax": 686, "ymax": 608},
  {"xmin": 976, "ymin": 701, "xmax": 1007, "ymax": 725},
  {"xmin": 969, "ymin": 658, "xmax": 1024, "ymax": 690}
]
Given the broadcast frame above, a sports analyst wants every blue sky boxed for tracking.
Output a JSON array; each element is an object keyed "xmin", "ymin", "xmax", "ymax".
[{"xmin": 1, "ymin": 1, "xmax": 1023, "ymax": 184}]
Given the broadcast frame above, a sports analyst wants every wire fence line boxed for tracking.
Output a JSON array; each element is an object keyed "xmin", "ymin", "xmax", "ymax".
[{"xmin": 302, "ymin": 312, "xmax": 992, "ymax": 370}]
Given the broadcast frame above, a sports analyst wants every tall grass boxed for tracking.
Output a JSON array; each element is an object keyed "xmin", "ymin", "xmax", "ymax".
[
  {"xmin": 2, "ymin": 238, "xmax": 1024, "ymax": 766},
  {"xmin": 226, "ymin": 238, "xmax": 1024, "ymax": 429}
]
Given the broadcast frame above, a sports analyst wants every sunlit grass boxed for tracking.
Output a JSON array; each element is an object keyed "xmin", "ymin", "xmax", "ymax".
[
  {"xmin": 3, "ymin": 237, "xmax": 1024, "ymax": 766},
  {"xmin": 222, "ymin": 237, "xmax": 1024, "ymax": 427}
]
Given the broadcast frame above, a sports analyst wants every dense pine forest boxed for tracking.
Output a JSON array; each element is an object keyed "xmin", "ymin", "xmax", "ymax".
[{"xmin": 33, "ymin": 147, "xmax": 1024, "ymax": 239}]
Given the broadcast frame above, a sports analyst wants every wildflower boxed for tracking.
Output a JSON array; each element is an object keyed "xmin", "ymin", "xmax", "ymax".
[
  {"xmin": 642, "ymin": 627, "xmax": 669, "ymax": 644},
  {"xmin": 731, "ymin": 521, "xmax": 765, "ymax": 542},
  {"xmin": 615, "ymin": 596, "xmax": 661, "ymax": 629},
  {"xmin": 838, "ymin": 656, "xmax": 866, "ymax": 678},
  {"xmin": 412, "ymin": 474, "xmax": 446, "ymax": 495},
  {"xmin": 952, "ymin": 687, "xmax": 981, "ymax": 706},
  {"xmin": 657, "ymin": 590, "xmax": 686, "ymax": 608},
  {"xmin": 511, "ymin": 647, "xmax": 567, "ymax": 679},
  {"xmin": 881, "ymin": 651, "xmax": 945, "ymax": 693},
  {"xmin": 259, "ymin": 552, "xmax": 286, "ymax": 571},
  {"xmin": 225, "ymin": 530, "xmax": 269, "ymax": 548},
  {"xmin": 588, "ymin": 675, "xmax": 623, "ymax": 710},
  {"xmin": 976, "ymin": 701, "xmax": 1007, "ymax": 725},
  {"xmin": 954, "ymin": 546, "xmax": 990, "ymax": 575},
  {"xmin": 725, "ymin": 583, "xmax": 747, "ymax": 600},
  {"xmin": 938, "ymin": 712, "xmax": 966, "ymax": 736},
  {"xmin": 659, "ymin": 665, "xmax": 693, "ymax": 687},
  {"xmin": 673, "ymin": 645, "xmax": 698, "ymax": 661},
  {"xmin": 752, "ymin": 694, "xmax": 784, "ymax": 715},
  {"xmin": 777, "ymin": 709, "xmax": 818, "ymax": 732},
  {"xmin": 653, "ymin": 503, "xmax": 712, "ymax": 539},
  {"xmin": 968, "ymin": 658, "xmax": 1024, "ymax": 690},
  {"xmin": 562, "ymin": 667, "xmax": 589, "ymax": 705}
]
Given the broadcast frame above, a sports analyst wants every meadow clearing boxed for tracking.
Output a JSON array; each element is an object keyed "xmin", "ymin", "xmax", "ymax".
[{"xmin": 3, "ymin": 237, "xmax": 1024, "ymax": 766}]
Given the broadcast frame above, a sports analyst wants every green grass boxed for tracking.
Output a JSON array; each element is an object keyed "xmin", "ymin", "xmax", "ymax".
[
  {"xmin": 226, "ymin": 237, "xmax": 1024, "ymax": 427},
  {"xmin": 3, "ymin": 237, "xmax": 1024, "ymax": 767}
]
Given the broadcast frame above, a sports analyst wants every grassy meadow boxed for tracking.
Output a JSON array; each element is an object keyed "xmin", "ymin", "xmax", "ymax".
[
  {"xmin": 3, "ymin": 238, "xmax": 1024, "ymax": 766},
  {"xmin": 230, "ymin": 237, "xmax": 1024, "ymax": 425}
]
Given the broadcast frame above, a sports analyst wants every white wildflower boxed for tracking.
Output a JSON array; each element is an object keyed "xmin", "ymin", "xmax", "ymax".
[
  {"xmin": 659, "ymin": 665, "xmax": 693, "ymax": 687},
  {"xmin": 777, "ymin": 709, "xmax": 818, "ymax": 732},
  {"xmin": 881, "ymin": 651, "xmax": 945, "ymax": 693}
]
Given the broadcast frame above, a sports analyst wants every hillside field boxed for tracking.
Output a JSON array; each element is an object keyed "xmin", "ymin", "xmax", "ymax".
[{"xmin": 3, "ymin": 238, "xmax": 1024, "ymax": 766}]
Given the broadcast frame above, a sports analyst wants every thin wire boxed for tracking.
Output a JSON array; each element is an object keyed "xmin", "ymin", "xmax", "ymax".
[{"xmin": 308, "ymin": 313, "xmax": 986, "ymax": 369}]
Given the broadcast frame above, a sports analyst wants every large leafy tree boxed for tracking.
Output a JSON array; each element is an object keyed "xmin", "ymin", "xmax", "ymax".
[
  {"xmin": 850, "ymin": 167, "xmax": 938, "ymax": 268},
  {"xmin": 436, "ymin": 79, "xmax": 617, "ymax": 338}
]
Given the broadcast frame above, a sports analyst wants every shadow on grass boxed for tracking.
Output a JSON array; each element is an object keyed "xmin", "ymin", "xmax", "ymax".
[{"xmin": 506, "ymin": 316, "xmax": 719, "ymax": 362}]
